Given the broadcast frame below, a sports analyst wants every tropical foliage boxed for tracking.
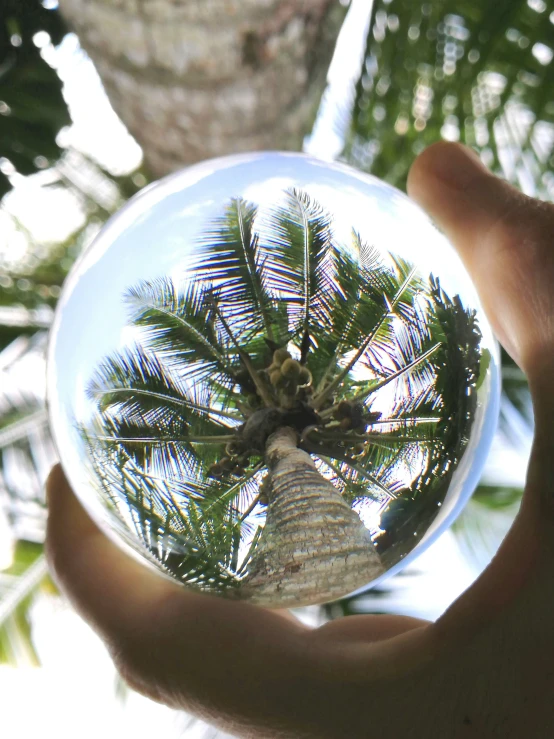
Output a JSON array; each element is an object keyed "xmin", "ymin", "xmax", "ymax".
[
  {"xmin": 0, "ymin": 540, "xmax": 49, "ymax": 666},
  {"xmin": 345, "ymin": 0, "xmax": 554, "ymax": 197},
  {"xmin": 82, "ymin": 190, "xmax": 482, "ymax": 600},
  {"xmin": 0, "ymin": 0, "xmax": 69, "ymax": 199}
]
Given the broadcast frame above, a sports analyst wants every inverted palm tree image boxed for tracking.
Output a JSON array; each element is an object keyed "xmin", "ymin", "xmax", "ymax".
[{"xmin": 82, "ymin": 189, "xmax": 483, "ymax": 608}]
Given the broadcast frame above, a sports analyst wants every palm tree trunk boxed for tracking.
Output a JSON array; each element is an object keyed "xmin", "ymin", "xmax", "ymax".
[
  {"xmin": 58, "ymin": 0, "xmax": 345, "ymax": 177},
  {"xmin": 240, "ymin": 427, "xmax": 383, "ymax": 607}
]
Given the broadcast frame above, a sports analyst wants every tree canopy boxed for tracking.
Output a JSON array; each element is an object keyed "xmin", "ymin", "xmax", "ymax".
[{"xmin": 81, "ymin": 190, "xmax": 483, "ymax": 594}]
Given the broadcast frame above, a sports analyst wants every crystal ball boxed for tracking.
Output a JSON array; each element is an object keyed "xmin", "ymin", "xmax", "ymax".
[{"xmin": 47, "ymin": 152, "xmax": 499, "ymax": 608}]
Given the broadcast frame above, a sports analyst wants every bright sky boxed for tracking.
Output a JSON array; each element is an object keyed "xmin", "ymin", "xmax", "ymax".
[{"xmin": 1, "ymin": 593, "xmax": 218, "ymax": 739}]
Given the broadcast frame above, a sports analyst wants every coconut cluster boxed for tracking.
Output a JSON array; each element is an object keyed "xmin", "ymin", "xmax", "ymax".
[
  {"xmin": 207, "ymin": 347, "xmax": 317, "ymax": 482},
  {"xmin": 332, "ymin": 400, "xmax": 382, "ymax": 431},
  {"xmin": 208, "ymin": 439, "xmax": 251, "ymax": 479},
  {"xmin": 267, "ymin": 348, "xmax": 311, "ymax": 392}
]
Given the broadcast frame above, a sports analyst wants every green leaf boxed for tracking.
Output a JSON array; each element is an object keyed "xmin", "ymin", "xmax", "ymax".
[
  {"xmin": 263, "ymin": 188, "xmax": 335, "ymax": 359},
  {"xmin": 193, "ymin": 198, "xmax": 281, "ymax": 342},
  {"xmin": 124, "ymin": 278, "xmax": 231, "ymax": 379},
  {"xmin": 0, "ymin": 547, "xmax": 48, "ymax": 667},
  {"xmin": 345, "ymin": 0, "xmax": 554, "ymax": 197},
  {"xmin": 81, "ymin": 440, "xmax": 262, "ymax": 592},
  {"xmin": 87, "ymin": 346, "xmax": 239, "ymax": 429},
  {"xmin": 0, "ymin": 3, "xmax": 69, "ymax": 196}
]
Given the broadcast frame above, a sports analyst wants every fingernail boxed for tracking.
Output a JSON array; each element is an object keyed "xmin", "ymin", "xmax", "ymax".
[{"xmin": 424, "ymin": 143, "xmax": 489, "ymax": 190}]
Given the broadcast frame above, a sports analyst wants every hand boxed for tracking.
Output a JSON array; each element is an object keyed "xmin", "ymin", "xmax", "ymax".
[{"xmin": 45, "ymin": 142, "xmax": 554, "ymax": 739}]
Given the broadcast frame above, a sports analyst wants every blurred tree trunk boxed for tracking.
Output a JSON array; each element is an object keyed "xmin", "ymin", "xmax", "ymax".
[{"xmin": 58, "ymin": 0, "xmax": 345, "ymax": 177}]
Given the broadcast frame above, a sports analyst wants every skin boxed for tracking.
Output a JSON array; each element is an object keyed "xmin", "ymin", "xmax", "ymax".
[{"xmin": 45, "ymin": 142, "xmax": 554, "ymax": 738}]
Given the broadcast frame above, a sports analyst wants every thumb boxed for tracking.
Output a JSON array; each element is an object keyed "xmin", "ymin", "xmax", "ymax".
[
  {"xmin": 407, "ymin": 142, "xmax": 554, "ymax": 382},
  {"xmin": 408, "ymin": 142, "xmax": 554, "ymax": 641}
]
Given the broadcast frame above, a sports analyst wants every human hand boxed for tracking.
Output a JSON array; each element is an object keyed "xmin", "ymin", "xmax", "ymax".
[{"xmin": 45, "ymin": 142, "xmax": 554, "ymax": 738}]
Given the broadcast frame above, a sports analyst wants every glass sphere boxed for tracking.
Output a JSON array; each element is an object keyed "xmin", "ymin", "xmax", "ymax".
[{"xmin": 47, "ymin": 152, "xmax": 499, "ymax": 608}]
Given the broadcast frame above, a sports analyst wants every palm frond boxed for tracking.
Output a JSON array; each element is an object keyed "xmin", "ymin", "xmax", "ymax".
[
  {"xmin": 346, "ymin": 0, "xmax": 554, "ymax": 200},
  {"xmin": 428, "ymin": 276, "xmax": 482, "ymax": 453},
  {"xmin": 124, "ymin": 277, "xmax": 231, "ymax": 380},
  {"xmin": 0, "ymin": 554, "xmax": 48, "ymax": 628},
  {"xmin": 308, "ymin": 237, "xmax": 395, "ymax": 389},
  {"xmin": 82, "ymin": 437, "xmax": 263, "ymax": 592},
  {"xmin": 309, "ymin": 421, "xmax": 436, "ymax": 507},
  {"xmin": 357, "ymin": 342, "xmax": 441, "ymax": 414},
  {"xmin": 193, "ymin": 198, "xmax": 282, "ymax": 343},
  {"xmin": 0, "ymin": 543, "xmax": 48, "ymax": 667},
  {"xmin": 87, "ymin": 347, "xmax": 239, "ymax": 429},
  {"xmin": 369, "ymin": 279, "xmax": 485, "ymax": 563},
  {"xmin": 313, "ymin": 257, "xmax": 421, "ymax": 408},
  {"xmin": 86, "ymin": 345, "xmax": 240, "ymax": 477},
  {"xmin": 206, "ymin": 298, "xmax": 274, "ymax": 407},
  {"xmin": 0, "ymin": 409, "xmax": 50, "ymax": 449},
  {"xmin": 332, "ymin": 238, "xmax": 392, "ymax": 345},
  {"xmin": 263, "ymin": 189, "xmax": 335, "ymax": 360},
  {"xmin": 316, "ymin": 456, "xmax": 377, "ymax": 504}
]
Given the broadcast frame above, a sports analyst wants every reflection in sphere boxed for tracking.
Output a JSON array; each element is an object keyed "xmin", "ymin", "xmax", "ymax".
[{"xmin": 48, "ymin": 152, "xmax": 499, "ymax": 608}]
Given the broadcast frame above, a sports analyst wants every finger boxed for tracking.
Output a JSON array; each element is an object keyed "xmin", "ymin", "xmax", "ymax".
[
  {"xmin": 312, "ymin": 613, "xmax": 428, "ymax": 644},
  {"xmin": 45, "ymin": 463, "xmax": 186, "ymax": 645},
  {"xmin": 407, "ymin": 142, "xmax": 554, "ymax": 382},
  {"xmin": 407, "ymin": 145, "xmax": 554, "ymax": 641}
]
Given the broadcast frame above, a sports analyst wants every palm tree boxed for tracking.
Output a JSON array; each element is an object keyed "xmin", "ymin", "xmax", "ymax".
[
  {"xmin": 57, "ymin": 0, "xmax": 346, "ymax": 177},
  {"xmin": 82, "ymin": 189, "xmax": 483, "ymax": 608}
]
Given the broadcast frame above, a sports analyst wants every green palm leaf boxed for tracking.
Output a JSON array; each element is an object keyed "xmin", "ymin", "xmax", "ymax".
[
  {"xmin": 83, "ymin": 439, "xmax": 261, "ymax": 592},
  {"xmin": 313, "ymin": 256, "xmax": 423, "ymax": 409},
  {"xmin": 305, "ymin": 236, "xmax": 398, "ymax": 388},
  {"xmin": 193, "ymin": 198, "xmax": 284, "ymax": 343},
  {"xmin": 0, "ymin": 554, "xmax": 48, "ymax": 629},
  {"xmin": 263, "ymin": 188, "xmax": 335, "ymax": 360},
  {"xmin": 0, "ymin": 543, "xmax": 48, "ymax": 667},
  {"xmin": 309, "ymin": 419, "xmax": 439, "ymax": 506},
  {"xmin": 90, "ymin": 414, "xmax": 202, "ymax": 477},
  {"xmin": 124, "ymin": 278, "xmax": 232, "ymax": 381},
  {"xmin": 85, "ymin": 347, "xmax": 242, "ymax": 485},
  {"xmin": 329, "ymin": 237, "xmax": 393, "ymax": 347},
  {"xmin": 87, "ymin": 347, "xmax": 240, "ymax": 428},
  {"xmin": 347, "ymin": 0, "xmax": 554, "ymax": 198}
]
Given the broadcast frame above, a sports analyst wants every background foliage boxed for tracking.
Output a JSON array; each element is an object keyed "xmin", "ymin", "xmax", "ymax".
[
  {"xmin": 347, "ymin": 0, "xmax": 554, "ymax": 198},
  {"xmin": 0, "ymin": 0, "xmax": 69, "ymax": 199}
]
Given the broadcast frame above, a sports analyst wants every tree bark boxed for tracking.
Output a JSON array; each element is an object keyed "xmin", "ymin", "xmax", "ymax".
[
  {"xmin": 240, "ymin": 427, "xmax": 384, "ymax": 608},
  {"xmin": 58, "ymin": 0, "xmax": 345, "ymax": 177}
]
